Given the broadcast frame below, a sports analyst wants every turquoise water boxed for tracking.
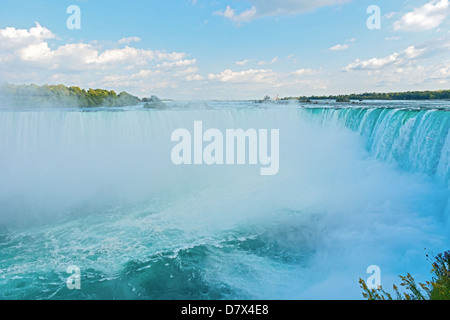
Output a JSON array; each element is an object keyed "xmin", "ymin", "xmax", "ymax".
[{"xmin": 0, "ymin": 100, "xmax": 449, "ymax": 299}]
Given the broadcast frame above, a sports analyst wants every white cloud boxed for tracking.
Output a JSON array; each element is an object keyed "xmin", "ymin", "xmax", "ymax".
[
  {"xmin": 430, "ymin": 61, "xmax": 450, "ymax": 80},
  {"xmin": 214, "ymin": 6, "xmax": 257, "ymax": 24},
  {"xmin": 344, "ymin": 45, "xmax": 428, "ymax": 71},
  {"xmin": 359, "ymin": 61, "xmax": 450, "ymax": 88},
  {"xmin": 207, "ymin": 67, "xmax": 323, "ymax": 84},
  {"xmin": 329, "ymin": 44, "xmax": 349, "ymax": 51},
  {"xmin": 0, "ymin": 23, "xmax": 198, "ymax": 98},
  {"xmin": 291, "ymin": 68, "xmax": 323, "ymax": 76},
  {"xmin": 118, "ymin": 36, "xmax": 141, "ymax": 45},
  {"xmin": 0, "ymin": 22, "xmax": 55, "ymax": 51},
  {"xmin": 345, "ymin": 53, "xmax": 399, "ymax": 71},
  {"xmin": 0, "ymin": 22, "xmax": 55, "ymax": 41},
  {"xmin": 329, "ymin": 37, "xmax": 355, "ymax": 51},
  {"xmin": 216, "ymin": 0, "xmax": 352, "ymax": 24},
  {"xmin": 186, "ymin": 74, "xmax": 203, "ymax": 81},
  {"xmin": 236, "ymin": 59, "xmax": 252, "ymax": 66},
  {"xmin": 2, "ymin": 19, "xmax": 447, "ymax": 101},
  {"xmin": 403, "ymin": 46, "xmax": 426, "ymax": 59},
  {"xmin": 341, "ymin": 37, "xmax": 450, "ymax": 90},
  {"xmin": 156, "ymin": 59, "xmax": 197, "ymax": 69},
  {"xmin": 207, "ymin": 69, "xmax": 274, "ymax": 83},
  {"xmin": 393, "ymin": 0, "xmax": 450, "ymax": 32},
  {"xmin": 205, "ymin": 66, "xmax": 329, "ymax": 99},
  {"xmin": 19, "ymin": 42, "xmax": 53, "ymax": 61},
  {"xmin": 258, "ymin": 57, "xmax": 278, "ymax": 66}
]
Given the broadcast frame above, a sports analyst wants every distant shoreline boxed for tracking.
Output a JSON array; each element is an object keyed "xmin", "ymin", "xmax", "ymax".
[
  {"xmin": 281, "ymin": 89, "xmax": 450, "ymax": 102},
  {"xmin": 1, "ymin": 83, "xmax": 449, "ymax": 107}
]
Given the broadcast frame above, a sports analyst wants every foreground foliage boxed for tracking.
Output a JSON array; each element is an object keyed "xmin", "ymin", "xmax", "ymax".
[{"xmin": 360, "ymin": 251, "xmax": 450, "ymax": 300}]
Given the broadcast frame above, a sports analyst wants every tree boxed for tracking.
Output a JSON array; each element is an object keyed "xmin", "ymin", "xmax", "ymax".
[{"xmin": 0, "ymin": 83, "xmax": 142, "ymax": 108}]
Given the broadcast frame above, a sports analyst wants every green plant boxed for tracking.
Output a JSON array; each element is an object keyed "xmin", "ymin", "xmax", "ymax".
[
  {"xmin": 359, "ymin": 250, "xmax": 450, "ymax": 300},
  {"xmin": 429, "ymin": 251, "xmax": 450, "ymax": 300}
]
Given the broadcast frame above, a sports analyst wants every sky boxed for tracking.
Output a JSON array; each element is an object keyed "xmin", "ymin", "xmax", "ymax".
[{"xmin": 0, "ymin": 0, "xmax": 449, "ymax": 100}]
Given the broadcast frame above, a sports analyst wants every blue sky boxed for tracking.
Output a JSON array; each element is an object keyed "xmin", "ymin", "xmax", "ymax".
[{"xmin": 0, "ymin": 0, "xmax": 449, "ymax": 99}]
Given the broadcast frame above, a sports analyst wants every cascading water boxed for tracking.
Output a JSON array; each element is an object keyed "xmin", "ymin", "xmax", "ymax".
[
  {"xmin": 304, "ymin": 106, "xmax": 450, "ymax": 183},
  {"xmin": 304, "ymin": 105, "xmax": 450, "ymax": 232},
  {"xmin": 0, "ymin": 100, "xmax": 449, "ymax": 300}
]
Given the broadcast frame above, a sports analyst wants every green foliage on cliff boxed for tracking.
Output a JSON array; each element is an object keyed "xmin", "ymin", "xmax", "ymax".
[{"xmin": 0, "ymin": 83, "xmax": 141, "ymax": 108}]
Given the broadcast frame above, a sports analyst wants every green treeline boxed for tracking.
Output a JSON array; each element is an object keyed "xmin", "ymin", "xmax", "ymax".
[
  {"xmin": 284, "ymin": 89, "xmax": 450, "ymax": 102},
  {"xmin": 0, "ymin": 83, "xmax": 141, "ymax": 108}
]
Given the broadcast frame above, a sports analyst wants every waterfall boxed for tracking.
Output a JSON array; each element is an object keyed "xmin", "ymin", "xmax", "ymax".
[
  {"xmin": 303, "ymin": 107, "xmax": 450, "ymax": 183},
  {"xmin": 0, "ymin": 102, "xmax": 449, "ymax": 300}
]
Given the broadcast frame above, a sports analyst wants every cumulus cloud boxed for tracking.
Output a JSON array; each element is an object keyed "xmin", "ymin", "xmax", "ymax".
[
  {"xmin": 207, "ymin": 66, "xmax": 323, "ymax": 83},
  {"xmin": 345, "ymin": 53, "xmax": 400, "ymax": 71},
  {"xmin": 344, "ymin": 46, "xmax": 428, "ymax": 71},
  {"xmin": 0, "ymin": 23, "xmax": 202, "ymax": 98},
  {"xmin": 403, "ymin": 46, "xmax": 427, "ymax": 59},
  {"xmin": 1, "ymin": 23, "xmax": 324, "ymax": 99},
  {"xmin": 393, "ymin": 0, "xmax": 450, "ymax": 32},
  {"xmin": 342, "ymin": 36, "xmax": 450, "ymax": 89},
  {"xmin": 359, "ymin": 61, "xmax": 450, "ymax": 88},
  {"xmin": 0, "ymin": 22, "xmax": 55, "ymax": 48},
  {"xmin": 204, "ymin": 65, "xmax": 327, "ymax": 98}
]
